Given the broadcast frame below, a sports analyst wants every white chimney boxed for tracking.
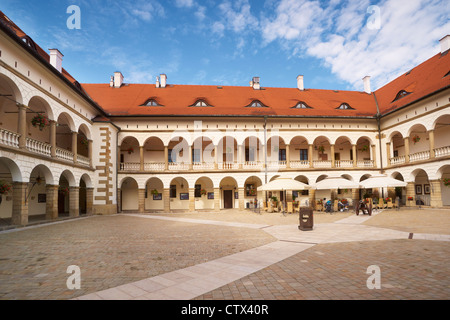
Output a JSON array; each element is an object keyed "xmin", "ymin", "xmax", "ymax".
[
  {"xmin": 156, "ymin": 76, "xmax": 160, "ymax": 88},
  {"xmin": 440, "ymin": 35, "xmax": 450, "ymax": 53},
  {"xmin": 113, "ymin": 71, "xmax": 123, "ymax": 88},
  {"xmin": 363, "ymin": 75, "xmax": 371, "ymax": 94},
  {"xmin": 109, "ymin": 76, "xmax": 114, "ymax": 87},
  {"xmin": 252, "ymin": 77, "xmax": 260, "ymax": 90},
  {"xmin": 297, "ymin": 75, "xmax": 304, "ymax": 91},
  {"xmin": 49, "ymin": 49, "xmax": 63, "ymax": 73},
  {"xmin": 160, "ymin": 74, "xmax": 167, "ymax": 88}
]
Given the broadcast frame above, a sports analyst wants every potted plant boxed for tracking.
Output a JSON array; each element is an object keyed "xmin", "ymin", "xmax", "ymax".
[
  {"xmin": 59, "ymin": 186, "xmax": 69, "ymax": 197},
  {"xmin": 412, "ymin": 135, "xmax": 421, "ymax": 144},
  {"xmin": 81, "ymin": 137, "xmax": 89, "ymax": 148},
  {"xmin": 151, "ymin": 189, "xmax": 159, "ymax": 196},
  {"xmin": 126, "ymin": 147, "xmax": 134, "ymax": 154},
  {"xmin": 31, "ymin": 113, "xmax": 50, "ymax": 131},
  {"xmin": 201, "ymin": 189, "xmax": 207, "ymax": 196},
  {"xmin": 407, "ymin": 196, "xmax": 414, "ymax": 201},
  {"xmin": 0, "ymin": 181, "xmax": 12, "ymax": 205},
  {"xmin": 359, "ymin": 145, "xmax": 369, "ymax": 152},
  {"xmin": 317, "ymin": 145, "xmax": 325, "ymax": 154},
  {"xmin": 443, "ymin": 178, "xmax": 450, "ymax": 187}
]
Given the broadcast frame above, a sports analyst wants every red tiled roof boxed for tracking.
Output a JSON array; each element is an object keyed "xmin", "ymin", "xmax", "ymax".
[
  {"xmin": 81, "ymin": 83, "xmax": 377, "ymax": 118},
  {"xmin": 374, "ymin": 51, "xmax": 450, "ymax": 115}
]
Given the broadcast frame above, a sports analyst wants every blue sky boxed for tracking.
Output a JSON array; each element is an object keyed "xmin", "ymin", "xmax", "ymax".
[{"xmin": 1, "ymin": 0, "xmax": 449, "ymax": 91}]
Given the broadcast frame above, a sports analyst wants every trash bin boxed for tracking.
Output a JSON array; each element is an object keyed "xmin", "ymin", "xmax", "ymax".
[{"xmin": 298, "ymin": 207, "xmax": 313, "ymax": 231}]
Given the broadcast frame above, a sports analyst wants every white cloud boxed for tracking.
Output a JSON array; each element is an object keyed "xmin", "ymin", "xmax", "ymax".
[
  {"xmin": 175, "ymin": 0, "xmax": 195, "ymax": 8},
  {"xmin": 260, "ymin": 0, "xmax": 450, "ymax": 90},
  {"xmin": 218, "ymin": 0, "xmax": 259, "ymax": 33}
]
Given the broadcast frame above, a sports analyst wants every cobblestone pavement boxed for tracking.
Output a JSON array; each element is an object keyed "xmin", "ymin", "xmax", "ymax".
[{"xmin": 0, "ymin": 208, "xmax": 449, "ymax": 300}]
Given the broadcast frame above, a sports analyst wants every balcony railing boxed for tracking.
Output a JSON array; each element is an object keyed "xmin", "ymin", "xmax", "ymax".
[
  {"xmin": 313, "ymin": 160, "xmax": 332, "ymax": 168},
  {"xmin": 144, "ymin": 162, "xmax": 165, "ymax": 171},
  {"xmin": 193, "ymin": 162, "xmax": 215, "ymax": 170},
  {"xmin": 335, "ymin": 160, "xmax": 353, "ymax": 168},
  {"xmin": 120, "ymin": 162, "xmax": 140, "ymax": 171},
  {"xmin": 55, "ymin": 147, "xmax": 73, "ymax": 162},
  {"xmin": 357, "ymin": 160, "xmax": 374, "ymax": 168},
  {"xmin": 219, "ymin": 162, "xmax": 239, "ymax": 170},
  {"xmin": 390, "ymin": 155, "xmax": 406, "ymax": 165},
  {"xmin": 168, "ymin": 162, "xmax": 189, "ymax": 171},
  {"xmin": 434, "ymin": 145, "xmax": 450, "ymax": 158},
  {"xmin": 290, "ymin": 160, "xmax": 309, "ymax": 168},
  {"xmin": 243, "ymin": 161, "xmax": 263, "ymax": 169},
  {"xmin": 78, "ymin": 155, "xmax": 90, "ymax": 167},
  {"xmin": 409, "ymin": 150, "xmax": 430, "ymax": 162},
  {"xmin": 0, "ymin": 128, "xmax": 20, "ymax": 148},
  {"xmin": 27, "ymin": 138, "xmax": 52, "ymax": 157}
]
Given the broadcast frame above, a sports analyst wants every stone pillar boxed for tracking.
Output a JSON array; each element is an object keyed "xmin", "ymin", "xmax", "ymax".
[
  {"xmin": 331, "ymin": 144, "xmax": 335, "ymax": 168},
  {"xmin": 406, "ymin": 182, "xmax": 415, "ymax": 207},
  {"xmin": 238, "ymin": 187, "xmax": 245, "ymax": 211},
  {"xmin": 69, "ymin": 186, "xmax": 80, "ymax": 217},
  {"xmin": 88, "ymin": 139, "xmax": 93, "ymax": 167},
  {"xmin": 138, "ymin": 189, "xmax": 145, "ymax": 213},
  {"xmin": 238, "ymin": 144, "xmax": 243, "ymax": 169},
  {"xmin": 72, "ymin": 131, "xmax": 78, "ymax": 164},
  {"xmin": 164, "ymin": 146, "xmax": 169, "ymax": 171},
  {"xmin": 404, "ymin": 137, "xmax": 410, "ymax": 163},
  {"xmin": 352, "ymin": 144, "xmax": 357, "ymax": 167},
  {"xmin": 189, "ymin": 146, "xmax": 193, "ymax": 170},
  {"xmin": 386, "ymin": 142, "xmax": 391, "ymax": 166},
  {"xmin": 140, "ymin": 146, "xmax": 144, "ymax": 171},
  {"xmin": 189, "ymin": 188, "xmax": 195, "ymax": 212},
  {"xmin": 308, "ymin": 188, "xmax": 316, "ymax": 209},
  {"xmin": 429, "ymin": 130, "xmax": 435, "ymax": 159},
  {"xmin": 261, "ymin": 144, "xmax": 266, "ymax": 168},
  {"xmin": 86, "ymin": 187, "xmax": 94, "ymax": 215},
  {"xmin": 286, "ymin": 144, "xmax": 290, "ymax": 168},
  {"xmin": 429, "ymin": 180, "xmax": 443, "ymax": 207},
  {"xmin": 45, "ymin": 184, "xmax": 59, "ymax": 220},
  {"xmin": 351, "ymin": 188, "xmax": 359, "ymax": 208},
  {"xmin": 163, "ymin": 188, "xmax": 170, "ymax": 212},
  {"xmin": 214, "ymin": 188, "xmax": 220, "ymax": 211},
  {"xmin": 117, "ymin": 188, "xmax": 122, "ymax": 213},
  {"xmin": 214, "ymin": 145, "xmax": 218, "ymax": 169},
  {"xmin": 309, "ymin": 144, "xmax": 313, "ymax": 168},
  {"xmin": 50, "ymin": 120, "xmax": 57, "ymax": 157},
  {"xmin": 17, "ymin": 104, "xmax": 27, "ymax": 149},
  {"xmin": 371, "ymin": 144, "xmax": 377, "ymax": 167},
  {"xmin": 12, "ymin": 182, "xmax": 28, "ymax": 225}
]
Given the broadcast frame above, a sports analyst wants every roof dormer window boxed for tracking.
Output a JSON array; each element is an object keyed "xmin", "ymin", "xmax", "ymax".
[
  {"xmin": 292, "ymin": 101, "xmax": 312, "ymax": 109},
  {"xmin": 393, "ymin": 90, "xmax": 411, "ymax": 102},
  {"xmin": 141, "ymin": 98, "xmax": 161, "ymax": 106},
  {"xmin": 337, "ymin": 103, "xmax": 354, "ymax": 110},
  {"xmin": 246, "ymin": 100, "xmax": 267, "ymax": 108},
  {"xmin": 190, "ymin": 99, "xmax": 212, "ymax": 107}
]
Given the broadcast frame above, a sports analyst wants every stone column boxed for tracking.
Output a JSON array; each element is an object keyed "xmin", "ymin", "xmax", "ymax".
[
  {"xmin": 386, "ymin": 142, "xmax": 391, "ymax": 166},
  {"xmin": 352, "ymin": 144, "xmax": 357, "ymax": 167},
  {"xmin": 214, "ymin": 145, "xmax": 218, "ymax": 169},
  {"xmin": 238, "ymin": 144, "xmax": 243, "ymax": 169},
  {"xmin": 163, "ymin": 188, "xmax": 170, "ymax": 212},
  {"xmin": 138, "ymin": 189, "xmax": 145, "ymax": 213},
  {"xmin": 238, "ymin": 187, "xmax": 245, "ymax": 210},
  {"xmin": 86, "ymin": 187, "xmax": 94, "ymax": 215},
  {"xmin": 286, "ymin": 144, "xmax": 291, "ymax": 168},
  {"xmin": 164, "ymin": 146, "xmax": 169, "ymax": 171},
  {"xmin": 189, "ymin": 188, "xmax": 195, "ymax": 212},
  {"xmin": 429, "ymin": 130, "xmax": 435, "ymax": 159},
  {"xmin": 406, "ymin": 182, "xmax": 415, "ymax": 207},
  {"xmin": 404, "ymin": 137, "xmax": 410, "ymax": 163},
  {"xmin": 309, "ymin": 144, "xmax": 313, "ymax": 168},
  {"xmin": 17, "ymin": 104, "xmax": 27, "ymax": 149},
  {"xmin": 261, "ymin": 144, "xmax": 266, "ymax": 168},
  {"xmin": 371, "ymin": 144, "xmax": 377, "ymax": 167},
  {"xmin": 45, "ymin": 184, "xmax": 59, "ymax": 220},
  {"xmin": 214, "ymin": 188, "xmax": 220, "ymax": 211},
  {"xmin": 88, "ymin": 140, "xmax": 93, "ymax": 167},
  {"xmin": 72, "ymin": 131, "xmax": 78, "ymax": 164},
  {"xmin": 117, "ymin": 188, "xmax": 122, "ymax": 213},
  {"xmin": 429, "ymin": 180, "xmax": 443, "ymax": 207},
  {"xmin": 351, "ymin": 188, "xmax": 359, "ymax": 208},
  {"xmin": 308, "ymin": 188, "xmax": 316, "ymax": 209},
  {"xmin": 12, "ymin": 182, "xmax": 28, "ymax": 225},
  {"xmin": 189, "ymin": 146, "xmax": 193, "ymax": 170},
  {"xmin": 331, "ymin": 144, "xmax": 335, "ymax": 168},
  {"xmin": 50, "ymin": 120, "xmax": 57, "ymax": 157},
  {"xmin": 69, "ymin": 186, "xmax": 80, "ymax": 217},
  {"xmin": 140, "ymin": 146, "xmax": 144, "ymax": 171}
]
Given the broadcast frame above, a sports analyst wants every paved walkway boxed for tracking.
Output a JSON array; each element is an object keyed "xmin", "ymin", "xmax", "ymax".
[{"xmin": 74, "ymin": 210, "xmax": 450, "ymax": 300}]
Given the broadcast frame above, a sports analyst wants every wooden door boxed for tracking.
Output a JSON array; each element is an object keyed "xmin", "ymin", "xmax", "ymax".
[{"xmin": 223, "ymin": 190, "xmax": 233, "ymax": 209}]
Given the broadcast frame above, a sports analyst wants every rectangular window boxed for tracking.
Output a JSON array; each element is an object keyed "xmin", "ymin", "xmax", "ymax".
[
  {"xmin": 170, "ymin": 185, "xmax": 177, "ymax": 198},
  {"xmin": 195, "ymin": 184, "xmax": 201, "ymax": 198},
  {"xmin": 279, "ymin": 149, "xmax": 286, "ymax": 161},
  {"xmin": 192, "ymin": 149, "xmax": 201, "ymax": 163},
  {"xmin": 300, "ymin": 149, "xmax": 308, "ymax": 161}
]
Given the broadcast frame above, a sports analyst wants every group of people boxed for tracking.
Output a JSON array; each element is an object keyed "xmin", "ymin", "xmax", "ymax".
[{"xmin": 323, "ymin": 199, "xmax": 350, "ymax": 213}]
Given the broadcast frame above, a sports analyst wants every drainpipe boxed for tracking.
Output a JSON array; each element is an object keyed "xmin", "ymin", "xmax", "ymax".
[
  {"xmin": 373, "ymin": 92, "xmax": 385, "ymax": 198},
  {"xmin": 264, "ymin": 116, "xmax": 268, "ymax": 184}
]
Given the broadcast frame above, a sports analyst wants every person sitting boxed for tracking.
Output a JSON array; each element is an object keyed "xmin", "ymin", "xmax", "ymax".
[{"xmin": 325, "ymin": 199, "xmax": 332, "ymax": 213}]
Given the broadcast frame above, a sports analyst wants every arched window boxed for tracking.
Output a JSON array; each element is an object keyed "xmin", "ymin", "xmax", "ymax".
[
  {"xmin": 190, "ymin": 99, "xmax": 212, "ymax": 107},
  {"xmin": 393, "ymin": 90, "xmax": 411, "ymax": 102},
  {"xmin": 292, "ymin": 101, "xmax": 312, "ymax": 109},
  {"xmin": 336, "ymin": 103, "xmax": 354, "ymax": 110},
  {"xmin": 246, "ymin": 100, "xmax": 267, "ymax": 108}
]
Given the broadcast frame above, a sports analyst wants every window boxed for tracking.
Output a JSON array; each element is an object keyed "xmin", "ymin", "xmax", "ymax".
[
  {"xmin": 195, "ymin": 184, "xmax": 202, "ymax": 198},
  {"xmin": 393, "ymin": 90, "xmax": 411, "ymax": 101},
  {"xmin": 168, "ymin": 149, "xmax": 176, "ymax": 163},
  {"xmin": 337, "ymin": 103, "xmax": 354, "ymax": 110},
  {"xmin": 170, "ymin": 185, "xmax": 177, "ymax": 198},
  {"xmin": 141, "ymin": 99, "xmax": 161, "ymax": 106},
  {"xmin": 292, "ymin": 102, "xmax": 312, "ymax": 109},
  {"xmin": 246, "ymin": 100, "xmax": 267, "ymax": 108},
  {"xmin": 279, "ymin": 149, "xmax": 286, "ymax": 161},
  {"xmin": 246, "ymin": 148, "xmax": 256, "ymax": 161},
  {"xmin": 300, "ymin": 149, "xmax": 308, "ymax": 161},
  {"xmin": 192, "ymin": 149, "xmax": 201, "ymax": 163},
  {"xmin": 191, "ymin": 99, "xmax": 211, "ymax": 107}
]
